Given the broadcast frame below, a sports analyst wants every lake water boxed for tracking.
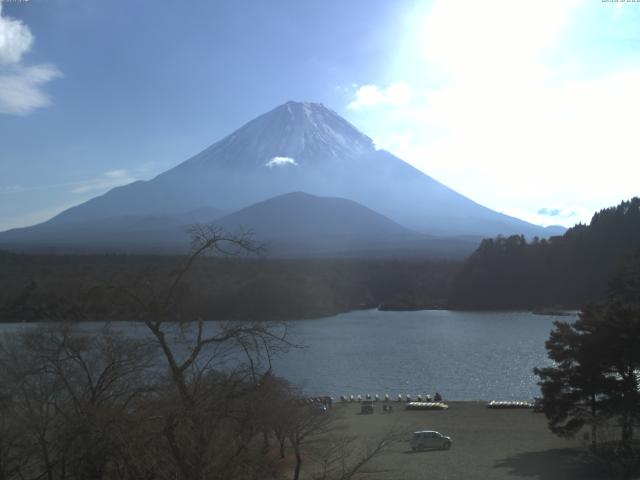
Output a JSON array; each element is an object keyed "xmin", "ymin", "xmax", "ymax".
[
  {"xmin": 272, "ymin": 309, "xmax": 572, "ymax": 401},
  {"xmin": 0, "ymin": 309, "xmax": 574, "ymax": 401}
]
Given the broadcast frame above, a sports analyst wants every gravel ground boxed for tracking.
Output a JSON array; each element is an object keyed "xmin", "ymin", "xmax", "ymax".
[{"xmin": 324, "ymin": 401, "xmax": 607, "ymax": 480}]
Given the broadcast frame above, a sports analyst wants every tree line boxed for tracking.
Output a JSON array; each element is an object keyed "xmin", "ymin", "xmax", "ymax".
[
  {"xmin": 450, "ymin": 198, "xmax": 640, "ymax": 309},
  {"xmin": 0, "ymin": 249, "xmax": 459, "ymax": 323}
]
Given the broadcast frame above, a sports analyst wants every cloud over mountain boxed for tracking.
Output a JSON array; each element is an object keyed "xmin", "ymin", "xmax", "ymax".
[{"xmin": 265, "ymin": 156, "xmax": 298, "ymax": 168}]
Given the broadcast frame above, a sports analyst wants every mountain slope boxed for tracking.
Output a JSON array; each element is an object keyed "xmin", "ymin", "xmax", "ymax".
[
  {"xmin": 216, "ymin": 192, "xmax": 415, "ymax": 239},
  {"xmin": 43, "ymin": 101, "xmax": 376, "ymax": 225},
  {"xmin": 0, "ymin": 206, "xmax": 225, "ymax": 252},
  {"xmin": 212, "ymin": 192, "xmax": 476, "ymax": 258},
  {"xmin": 0, "ymin": 101, "xmax": 563, "ymax": 251},
  {"xmin": 0, "ymin": 192, "xmax": 480, "ymax": 258}
]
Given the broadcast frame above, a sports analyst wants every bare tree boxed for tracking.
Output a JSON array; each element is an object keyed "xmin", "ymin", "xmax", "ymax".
[
  {"xmin": 286, "ymin": 404, "xmax": 334, "ymax": 480},
  {"xmin": 309, "ymin": 428, "xmax": 404, "ymax": 480},
  {"xmin": 0, "ymin": 324, "xmax": 157, "ymax": 480},
  {"xmin": 116, "ymin": 224, "xmax": 293, "ymax": 480},
  {"xmin": 0, "ymin": 390, "xmax": 31, "ymax": 480},
  {"xmin": 280, "ymin": 401, "xmax": 403, "ymax": 480}
]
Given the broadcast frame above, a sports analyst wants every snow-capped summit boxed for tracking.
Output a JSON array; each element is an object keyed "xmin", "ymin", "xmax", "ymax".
[{"xmin": 175, "ymin": 101, "xmax": 375, "ymax": 172}]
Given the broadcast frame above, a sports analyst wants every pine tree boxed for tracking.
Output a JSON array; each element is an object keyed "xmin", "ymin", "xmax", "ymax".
[
  {"xmin": 534, "ymin": 304, "xmax": 611, "ymax": 448},
  {"xmin": 535, "ymin": 253, "xmax": 640, "ymax": 449}
]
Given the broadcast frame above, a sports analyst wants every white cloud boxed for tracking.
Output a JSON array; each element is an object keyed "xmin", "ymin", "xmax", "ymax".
[
  {"xmin": 346, "ymin": 0, "xmax": 640, "ymax": 227},
  {"xmin": 0, "ymin": 2, "xmax": 60, "ymax": 115},
  {"xmin": 71, "ymin": 169, "xmax": 138, "ymax": 194},
  {"xmin": 0, "ymin": 64, "xmax": 61, "ymax": 114},
  {"xmin": 104, "ymin": 169, "xmax": 132, "ymax": 179},
  {"xmin": 265, "ymin": 156, "xmax": 298, "ymax": 168},
  {"xmin": 0, "ymin": 1, "xmax": 32, "ymax": 64},
  {"xmin": 0, "ymin": 169, "xmax": 141, "ymax": 196},
  {"xmin": 537, "ymin": 207, "xmax": 576, "ymax": 218},
  {"xmin": 501, "ymin": 205, "xmax": 593, "ymax": 228},
  {"xmin": 348, "ymin": 82, "xmax": 412, "ymax": 110}
]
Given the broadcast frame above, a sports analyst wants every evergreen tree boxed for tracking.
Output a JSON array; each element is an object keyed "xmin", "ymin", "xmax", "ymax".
[
  {"xmin": 451, "ymin": 197, "xmax": 640, "ymax": 309},
  {"xmin": 534, "ymin": 304, "xmax": 611, "ymax": 448},
  {"xmin": 535, "ymin": 255, "xmax": 640, "ymax": 449}
]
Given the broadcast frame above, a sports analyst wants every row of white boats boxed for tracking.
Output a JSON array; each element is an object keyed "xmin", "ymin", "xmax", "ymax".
[
  {"xmin": 339, "ymin": 394, "xmax": 441, "ymax": 403},
  {"xmin": 304, "ymin": 395, "xmax": 536, "ymax": 410},
  {"xmin": 486, "ymin": 400, "xmax": 534, "ymax": 409},
  {"xmin": 405, "ymin": 402, "xmax": 449, "ymax": 410}
]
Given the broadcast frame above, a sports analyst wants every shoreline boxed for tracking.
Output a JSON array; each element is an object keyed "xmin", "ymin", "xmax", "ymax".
[{"xmin": 0, "ymin": 306, "xmax": 580, "ymax": 324}]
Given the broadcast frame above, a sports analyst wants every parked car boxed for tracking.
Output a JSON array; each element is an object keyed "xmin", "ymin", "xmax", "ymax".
[
  {"xmin": 360, "ymin": 400, "xmax": 374, "ymax": 414},
  {"xmin": 410, "ymin": 430, "xmax": 452, "ymax": 451}
]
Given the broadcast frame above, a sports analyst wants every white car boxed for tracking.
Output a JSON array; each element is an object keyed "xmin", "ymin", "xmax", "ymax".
[{"xmin": 410, "ymin": 430, "xmax": 452, "ymax": 451}]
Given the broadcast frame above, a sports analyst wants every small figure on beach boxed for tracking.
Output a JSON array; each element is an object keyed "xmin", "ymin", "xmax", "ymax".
[{"xmin": 434, "ymin": 392, "xmax": 443, "ymax": 402}]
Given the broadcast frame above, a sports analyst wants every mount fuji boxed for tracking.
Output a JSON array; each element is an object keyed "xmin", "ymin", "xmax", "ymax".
[{"xmin": 0, "ymin": 101, "xmax": 563, "ymax": 256}]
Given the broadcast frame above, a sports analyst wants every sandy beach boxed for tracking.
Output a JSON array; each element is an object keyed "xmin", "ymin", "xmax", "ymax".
[{"xmin": 309, "ymin": 401, "xmax": 607, "ymax": 480}]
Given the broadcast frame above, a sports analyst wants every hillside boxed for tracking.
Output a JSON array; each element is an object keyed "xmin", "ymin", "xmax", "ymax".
[
  {"xmin": 214, "ymin": 192, "xmax": 480, "ymax": 259},
  {"xmin": 0, "ymin": 206, "xmax": 226, "ymax": 253},
  {"xmin": 450, "ymin": 197, "xmax": 640, "ymax": 309}
]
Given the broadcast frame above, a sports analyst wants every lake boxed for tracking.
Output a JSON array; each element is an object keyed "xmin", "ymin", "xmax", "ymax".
[{"xmin": 0, "ymin": 309, "xmax": 573, "ymax": 401}]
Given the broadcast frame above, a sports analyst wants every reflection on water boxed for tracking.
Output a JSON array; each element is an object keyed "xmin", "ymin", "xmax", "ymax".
[
  {"xmin": 272, "ymin": 309, "xmax": 568, "ymax": 400},
  {"xmin": 0, "ymin": 309, "xmax": 573, "ymax": 400}
]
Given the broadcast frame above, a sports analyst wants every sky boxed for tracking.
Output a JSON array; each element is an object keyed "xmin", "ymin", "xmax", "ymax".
[{"xmin": 0, "ymin": 0, "xmax": 639, "ymax": 231}]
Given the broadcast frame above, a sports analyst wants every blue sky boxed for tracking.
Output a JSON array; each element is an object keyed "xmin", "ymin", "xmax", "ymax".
[{"xmin": 1, "ymin": 0, "xmax": 639, "ymax": 231}]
